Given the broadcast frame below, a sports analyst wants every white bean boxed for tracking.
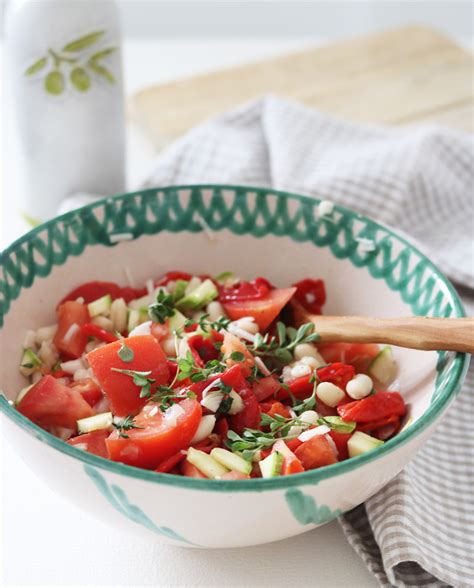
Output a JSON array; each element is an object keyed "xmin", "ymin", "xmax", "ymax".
[
  {"xmin": 206, "ymin": 301, "xmax": 225, "ymax": 322},
  {"xmin": 316, "ymin": 382, "xmax": 345, "ymax": 407},
  {"xmin": 299, "ymin": 410, "xmax": 320, "ymax": 425},
  {"xmin": 300, "ymin": 356, "xmax": 321, "ymax": 370},
  {"xmin": 110, "ymin": 297, "xmax": 128, "ymax": 333},
  {"xmin": 294, "ymin": 343, "xmax": 325, "ymax": 365},
  {"xmin": 346, "ymin": 374, "xmax": 373, "ymax": 400},
  {"xmin": 291, "ymin": 363, "xmax": 312, "ymax": 379}
]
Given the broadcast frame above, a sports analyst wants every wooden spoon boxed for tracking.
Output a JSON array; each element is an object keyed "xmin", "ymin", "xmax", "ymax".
[{"xmin": 291, "ymin": 301, "xmax": 474, "ymax": 354}]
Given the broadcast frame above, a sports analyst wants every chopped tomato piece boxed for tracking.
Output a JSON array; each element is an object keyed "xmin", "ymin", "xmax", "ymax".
[
  {"xmin": 106, "ymin": 398, "xmax": 201, "ymax": 469},
  {"xmin": 222, "ymin": 287, "xmax": 296, "ymax": 331},
  {"xmin": 82, "ymin": 323, "xmax": 119, "ymax": 344},
  {"xmin": 220, "ymin": 471, "xmax": 251, "ymax": 480},
  {"xmin": 155, "ymin": 451, "xmax": 187, "ymax": 473},
  {"xmin": 219, "ymin": 277, "xmax": 272, "ymax": 302},
  {"xmin": 318, "ymin": 343, "xmax": 380, "ymax": 374},
  {"xmin": 181, "ymin": 458, "xmax": 207, "ymax": 478},
  {"xmin": 192, "ymin": 434, "xmax": 222, "ymax": 454},
  {"xmin": 252, "ymin": 375, "xmax": 281, "ymax": 401},
  {"xmin": 68, "ymin": 430, "xmax": 109, "ymax": 458},
  {"xmin": 17, "ymin": 375, "xmax": 94, "ymax": 431},
  {"xmin": 272, "ymin": 440, "xmax": 305, "ymax": 475},
  {"xmin": 222, "ymin": 331, "xmax": 255, "ymax": 376},
  {"xmin": 292, "ymin": 279, "xmax": 326, "ymax": 314},
  {"xmin": 327, "ymin": 430, "xmax": 351, "ymax": 460},
  {"xmin": 54, "ymin": 301, "xmax": 90, "ymax": 359},
  {"xmin": 59, "ymin": 281, "xmax": 147, "ymax": 306},
  {"xmin": 356, "ymin": 414, "xmax": 401, "ymax": 433},
  {"xmin": 187, "ymin": 334, "xmax": 220, "ymax": 367},
  {"xmin": 294, "ymin": 435, "xmax": 338, "ymax": 469},
  {"xmin": 338, "ymin": 391, "xmax": 406, "ymax": 423},
  {"xmin": 260, "ymin": 401, "xmax": 291, "ymax": 419},
  {"xmin": 215, "ymin": 417, "xmax": 229, "ymax": 439},
  {"xmin": 228, "ymin": 387, "xmax": 261, "ymax": 434},
  {"xmin": 317, "ymin": 363, "xmax": 355, "ymax": 390},
  {"xmin": 157, "ymin": 271, "xmax": 192, "ymax": 286},
  {"xmin": 286, "ymin": 375, "xmax": 313, "ymax": 399},
  {"xmin": 71, "ymin": 378, "xmax": 103, "ymax": 407},
  {"xmin": 87, "ymin": 335, "xmax": 169, "ymax": 416},
  {"xmin": 286, "ymin": 437, "xmax": 303, "ymax": 452}
]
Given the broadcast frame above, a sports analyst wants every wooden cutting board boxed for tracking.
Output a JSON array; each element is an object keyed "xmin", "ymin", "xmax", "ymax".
[{"xmin": 131, "ymin": 26, "xmax": 474, "ymax": 147}]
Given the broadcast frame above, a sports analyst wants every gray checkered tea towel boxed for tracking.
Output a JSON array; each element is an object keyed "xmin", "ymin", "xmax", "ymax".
[{"xmin": 143, "ymin": 96, "xmax": 474, "ymax": 588}]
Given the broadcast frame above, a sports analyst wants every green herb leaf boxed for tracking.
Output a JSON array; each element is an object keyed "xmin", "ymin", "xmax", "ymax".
[
  {"xmin": 216, "ymin": 395, "xmax": 233, "ymax": 415},
  {"xmin": 70, "ymin": 67, "xmax": 91, "ymax": 92},
  {"xmin": 45, "ymin": 70, "xmax": 64, "ymax": 95},
  {"xmin": 230, "ymin": 351, "xmax": 245, "ymax": 362},
  {"xmin": 148, "ymin": 290, "xmax": 175, "ymax": 324},
  {"xmin": 118, "ymin": 342, "xmax": 134, "ymax": 363},
  {"xmin": 62, "ymin": 30, "xmax": 105, "ymax": 52},
  {"xmin": 111, "ymin": 368, "xmax": 155, "ymax": 398},
  {"xmin": 112, "ymin": 415, "xmax": 143, "ymax": 439},
  {"xmin": 25, "ymin": 57, "xmax": 48, "ymax": 76},
  {"xmin": 319, "ymin": 416, "xmax": 356, "ymax": 434}
]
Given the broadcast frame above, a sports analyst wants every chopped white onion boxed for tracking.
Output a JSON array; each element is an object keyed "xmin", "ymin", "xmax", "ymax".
[
  {"xmin": 62, "ymin": 323, "xmax": 79, "ymax": 345},
  {"xmin": 325, "ymin": 434, "xmax": 338, "ymax": 456},
  {"xmin": 190, "ymin": 415, "xmax": 216, "ymax": 444},
  {"xmin": 23, "ymin": 330, "xmax": 37, "ymax": 350},
  {"xmin": 255, "ymin": 357, "xmax": 271, "ymax": 376},
  {"xmin": 201, "ymin": 378, "xmax": 222, "ymax": 399},
  {"xmin": 60, "ymin": 359, "xmax": 85, "ymax": 374},
  {"xmin": 201, "ymin": 390, "xmax": 225, "ymax": 413},
  {"xmin": 129, "ymin": 320, "xmax": 152, "ymax": 337},
  {"xmin": 163, "ymin": 404, "xmax": 185, "ymax": 428},
  {"xmin": 298, "ymin": 425, "xmax": 331, "ymax": 442},
  {"xmin": 227, "ymin": 390, "xmax": 244, "ymax": 415},
  {"xmin": 228, "ymin": 325, "xmax": 256, "ymax": 343},
  {"xmin": 318, "ymin": 200, "xmax": 334, "ymax": 217}
]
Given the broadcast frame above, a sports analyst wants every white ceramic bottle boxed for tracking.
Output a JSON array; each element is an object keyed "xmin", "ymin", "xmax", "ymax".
[{"xmin": 5, "ymin": 0, "xmax": 126, "ymax": 223}]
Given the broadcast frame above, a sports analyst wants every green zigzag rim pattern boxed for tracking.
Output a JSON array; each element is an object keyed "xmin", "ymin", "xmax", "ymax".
[{"xmin": 0, "ymin": 184, "xmax": 469, "ymax": 492}]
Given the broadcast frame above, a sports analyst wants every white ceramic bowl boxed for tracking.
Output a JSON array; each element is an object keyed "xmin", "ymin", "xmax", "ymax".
[{"xmin": 0, "ymin": 185, "xmax": 468, "ymax": 548}]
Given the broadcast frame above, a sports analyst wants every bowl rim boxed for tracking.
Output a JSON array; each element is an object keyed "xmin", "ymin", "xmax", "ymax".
[{"xmin": 0, "ymin": 183, "xmax": 470, "ymax": 492}]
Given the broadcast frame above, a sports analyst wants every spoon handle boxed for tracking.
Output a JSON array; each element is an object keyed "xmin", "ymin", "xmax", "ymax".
[{"xmin": 294, "ymin": 310, "xmax": 474, "ymax": 353}]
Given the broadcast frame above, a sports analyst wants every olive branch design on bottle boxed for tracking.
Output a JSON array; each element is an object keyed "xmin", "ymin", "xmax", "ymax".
[{"xmin": 24, "ymin": 30, "xmax": 117, "ymax": 95}]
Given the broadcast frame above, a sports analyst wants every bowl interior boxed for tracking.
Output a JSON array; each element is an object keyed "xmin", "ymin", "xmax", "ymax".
[{"xmin": 0, "ymin": 185, "xmax": 466, "ymax": 464}]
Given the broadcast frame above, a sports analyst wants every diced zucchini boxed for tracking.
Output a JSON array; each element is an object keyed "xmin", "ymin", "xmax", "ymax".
[
  {"xmin": 20, "ymin": 348, "xmax": 42, "ymax": 376},
  {"xmin": 127, "ymin": 308, "xmax": 141, "ymax": 332},
  {"xmin": 168, "ymin": 309, "xmax": 187, "ymax": 333},
  {"xmin": 259, "ymin": 451, "xmax": 284, "ymax": 478},
  {"xmin": 77, "ymin": 412, "xmax": 113, "ymax": 434},
  {"xmin": 187, "ymin": 447, "xmax": 229, "ymax": 478},
  {"xmin": 87, "ymin": 294, "xmax": 112, "ymax": 318},
  {"xmin": 210, "ymin": 448, "xmax": 252, "ymax": 475},
  {"xmin": 15, "ymin": 384, "xmax": 34, "ymax": 406},
  {"xmin": 368, "ymin": 346, "xmax": 397, "ymax": 387},
  {"xmin": 176, "ymin": 279, "xmax": 218, "ymax": 311},
  {"xmin": 172, "ymin": 279, "xmax": 188, "ymax": 301},
  {"xmin": 128, "ymin": 293, "xmax": 154, "ymax": 310},
  {"xmin": 347, "ymin": 431, "xmax": 384, "ymax": 458}
]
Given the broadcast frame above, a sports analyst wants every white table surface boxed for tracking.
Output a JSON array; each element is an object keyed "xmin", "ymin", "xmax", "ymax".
[{"xmin": 0, "ymin": 38, "xmax": 377, "ymax": 588}]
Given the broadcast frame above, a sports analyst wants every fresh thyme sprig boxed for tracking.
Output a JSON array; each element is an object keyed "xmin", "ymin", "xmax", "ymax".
[
  {"xmin": 251, "ymin": 322, "xmax": 319, "ymax": 366},
  {"xmin": 150, "ymin": 385, "xmax": 197, "ymax": 411},
  {"xmin": 112, "ymin": 415, "xmax": 143, "ymax": 439},
  {"xmin": 176, "ymin": 352, "xmax": 227, "ymax": 383},
  {"xmin": 148, "ymin": 290, "xmax": 175, "ymax": 324},
  {"xmin": 181, "ymin": 313, "xmax": 231, "ymax": 334},
  {"xmin": 111, "ymin": 368, "xmax": 156, "ymax": 398}
]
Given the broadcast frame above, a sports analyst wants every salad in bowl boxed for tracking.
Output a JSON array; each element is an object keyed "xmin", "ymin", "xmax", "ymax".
[{"xmin": 15, "ymin": 271, "xmax": 405, "ymax": 480}]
